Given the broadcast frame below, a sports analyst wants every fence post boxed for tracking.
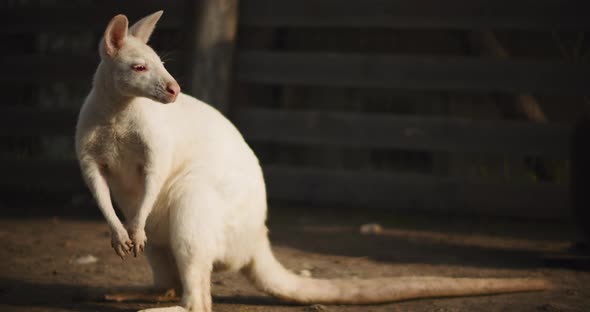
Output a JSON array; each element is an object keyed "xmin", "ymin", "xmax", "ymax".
[
  {"xmin": 184, "ymin": 0, "xmax": 239, "ymax": 115},
  {"xmin": 571, "ymin": 117, "xmax": 590, "ymax": 245}
]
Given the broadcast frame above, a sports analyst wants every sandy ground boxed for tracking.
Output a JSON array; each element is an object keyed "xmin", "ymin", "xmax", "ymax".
[{"xmin": 1, "ymin": 207, "xmax": 589, "ymax": 312}]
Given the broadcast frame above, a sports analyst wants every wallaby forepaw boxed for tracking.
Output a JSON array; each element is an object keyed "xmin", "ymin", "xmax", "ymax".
[
  {"xmin": 129, "ymin": 227, "xmax": 147, "ymax": 257},
  {"xmin": 111, "ymin": 227, "xmax": 133, "ymax": 259}
]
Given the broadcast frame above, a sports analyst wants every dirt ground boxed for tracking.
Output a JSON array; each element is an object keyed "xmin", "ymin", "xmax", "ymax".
[{"xmin": 1, "ymin": 207, "xmax": 589, "ymax": 312}]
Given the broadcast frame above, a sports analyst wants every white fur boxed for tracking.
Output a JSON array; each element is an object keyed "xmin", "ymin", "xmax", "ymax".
[{"xmin": 76, "ymin": 12, "xmax": 549, "ymax": 312}]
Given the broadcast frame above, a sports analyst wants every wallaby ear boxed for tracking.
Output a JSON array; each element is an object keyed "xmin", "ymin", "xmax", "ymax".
[
  {"xmin": 103, "ymin": 14, "xmax": 129, "ymax": 57},
  {"xmin": 129, "ymin": 10, "xmax": 163, "ymax": 44}
]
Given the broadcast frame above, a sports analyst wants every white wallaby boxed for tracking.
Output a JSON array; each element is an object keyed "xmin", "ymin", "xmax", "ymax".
[{"xmin": 76, "ymin": 11, "xmax": 549, "ymax": 312}]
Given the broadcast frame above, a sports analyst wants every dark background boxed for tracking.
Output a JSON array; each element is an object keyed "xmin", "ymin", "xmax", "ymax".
[
  {"xmin": 0, "ymin": 0, "xmax": 589, "ymax": 234},
  {"xmin": 1, "ymin": 1, "xmax": 590, "ymax": 311}
]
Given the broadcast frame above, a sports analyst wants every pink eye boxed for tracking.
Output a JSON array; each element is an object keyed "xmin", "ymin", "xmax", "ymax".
[{"xmin": 132, "ymin": 64, "xmax": 148, "ymax": 72}]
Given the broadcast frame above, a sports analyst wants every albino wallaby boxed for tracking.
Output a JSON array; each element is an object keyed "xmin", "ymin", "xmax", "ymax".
[{"xmin": 75, "ymin": 11, "xmax": 549, "ymax": 312}]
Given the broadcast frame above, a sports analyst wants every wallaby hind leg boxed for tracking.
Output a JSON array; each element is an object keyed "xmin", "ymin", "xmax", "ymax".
[
  {"xmin": 173, "ymin": 255, "xmax": 212, "ymax": 312},
  {"xmin": 138, "ymin": 259, "xmax": 211, "ymax": 312},
  {"xmin": 147, "ymin": 245, "xmax": 182, "ymax": 292},
  {"xmin": 104, "ymin": 246, "xmax": 180, "ymax": 303},
  {"xmin": 164, "ymin": 186, "xmax": 221, "ymax": 312},
  {"xmin": 138, "ymin": 187, "xmax": 217, "ymax": 312}
]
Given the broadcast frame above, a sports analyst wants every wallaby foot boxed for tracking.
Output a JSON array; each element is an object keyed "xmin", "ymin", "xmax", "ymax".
[
  {"xmin": 170, "ymin": 189, "xmax": 216, "ymax": 312},
  {"xmin": 147, "ymin": 246, "xmax": 182, "ymax": 291},
  {"xmin": 104, "ymin": 288, "xmax": 178, "ymax": 302},
  {"xmin": 137, "ymin": 306, "xmax": 185, "ymax": 312}
]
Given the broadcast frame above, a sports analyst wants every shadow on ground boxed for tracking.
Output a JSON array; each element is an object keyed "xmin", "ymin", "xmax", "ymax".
[
  {"xmin": 266, "ymin": 206, "xmax": 584, "ymax": 271},
  {"xmin": 270, "ymin": 226, "xmax": 548, "ymax": 269},
  {"xmin": 0, "ymin": 278, "xmax": 295, "ymax": 312}
]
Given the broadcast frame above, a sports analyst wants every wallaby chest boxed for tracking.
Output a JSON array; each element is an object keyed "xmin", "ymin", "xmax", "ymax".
[
  {"xmin": 82, "ymin": 109, "xmax": 150, "ymax": 194},
  {"xmin": 93, "ymin": 120, "xmax": 146, "ymax": 167}
]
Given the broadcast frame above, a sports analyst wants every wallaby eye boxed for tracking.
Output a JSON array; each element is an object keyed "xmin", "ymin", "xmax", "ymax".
[{"xmin": 132, "ymin": 64, "xmax": 148, "ymax": 72}]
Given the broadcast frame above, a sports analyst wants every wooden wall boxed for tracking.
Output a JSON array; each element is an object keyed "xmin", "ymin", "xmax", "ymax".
[
  {"xmin": 229, "ymin": 0, "xmax": 590, "ymax": 219},
  {"xmin": 1, "ymin": 0, "xmax": 588, "ymax": 219}
]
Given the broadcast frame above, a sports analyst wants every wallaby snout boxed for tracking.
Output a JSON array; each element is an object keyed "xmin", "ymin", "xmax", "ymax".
[{"xmin": 164, "ymin": 81, "xmax": 181, "ymax": 103}]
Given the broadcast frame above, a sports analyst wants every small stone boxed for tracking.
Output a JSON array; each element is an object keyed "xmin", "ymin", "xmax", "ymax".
[
  {"xmin": 299, "ymin": 269, "xmax": 312, "ymax": 277},
  {"xmin": 73, "ymin": 255, "xmax": 99, "ymax": 265},
  {"xmin": 360, "ymin": 223, "xmax": 383, "ymax": 235}
]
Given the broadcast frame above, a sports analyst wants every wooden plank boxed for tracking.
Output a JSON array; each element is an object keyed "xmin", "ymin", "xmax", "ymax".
[
  {"xmin": 544, "ymin": 252, "xmax": 590, "ymax": 271},
  {"xmin": 8, "ymin": 0, "xmax": 586, "ymax": 31},
  {"xmin": 262, "ymin": 166, "xmax": 570, "ymax": 220},
  {"xmin": 0, "ymin": 55, "xmax": 97, "ymax": 83},
  {"xmin": 0, "ymin": 108, "xmax": 78, "ymax": 136},
  {"xmin": 0, "ymin": 54, "xmax": 181, "ymax": 82},
  {"xmin": 0, "ymin": 160, "xmax": 570, "ymax": 219},
  {"xmin": 4, "ymin": 52, "xmax": 587, "ymax": 95},
  {"xmin": 239, "ymin": 0, "xmax": 590, "ymax": 30},
  {"xmin": 0, "ymin": 1, "xmax": 184, "ymax": 33},
  {"xmin": 235, "ymin": 51, "xmax": 590, "ymax": 95},
  {"xmin": 1, "ymin": 107, "xmax": 571, "ymax": 157},
  {"xmin": 234, "ymin": 109, "xmax": 571, "ymax": 157},
  {"xmin": 571, "ymin": 118, "xmax": 590, "ymax": 241},
  {"xmin": 184, "ymin": 0, "xmax": 239, "ymax": 114},
  {"xmin": 0, "ymin": 160, "xmax": 83, "ymax": 188}
]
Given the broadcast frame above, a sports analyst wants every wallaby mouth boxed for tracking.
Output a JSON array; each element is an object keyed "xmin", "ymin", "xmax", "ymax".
[{"xmin": 162, "ymin": 94, "xmax": 178, "ymax": 104}]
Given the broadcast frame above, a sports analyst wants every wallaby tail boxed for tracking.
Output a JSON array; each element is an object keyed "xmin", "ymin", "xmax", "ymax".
[{"xmin": 242, "ymin": 237, "xmax": 549, "ymax": 304}]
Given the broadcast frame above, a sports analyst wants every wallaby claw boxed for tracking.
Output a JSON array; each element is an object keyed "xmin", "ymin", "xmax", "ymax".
[
  {"xmin": 116, "ymin": 246, "xmax": 124, "ymax": 257},
  {"xmin": 129, "ymin": 228, "xmax": 147, "ymax": 257},
  {"xmin": 111, "ymin": 227, "xmax": 133, "ymax": 259},
  {"xmin": 133, "ymin": 240, "xmax": 146, "ymax": 257}
]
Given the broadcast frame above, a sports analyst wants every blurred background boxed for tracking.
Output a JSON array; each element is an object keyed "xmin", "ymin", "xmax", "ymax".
[
  {"xmin": 0, "ymin": 0, "xmax": 589, "ymax": 233},
  {"xmin": 1, "ymin": 1, "xmax": 590, "ymax": 311}
]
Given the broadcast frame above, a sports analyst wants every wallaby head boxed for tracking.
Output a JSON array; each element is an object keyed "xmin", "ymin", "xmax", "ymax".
[{"xmin": 98, "ymin": 11, "xmax": 180, "ymax": 104}]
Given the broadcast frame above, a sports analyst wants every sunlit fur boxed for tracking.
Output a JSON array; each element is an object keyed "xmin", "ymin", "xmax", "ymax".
[{"xmin": 75, "ymin": 11, "xmax": 549, "ymax": 312}]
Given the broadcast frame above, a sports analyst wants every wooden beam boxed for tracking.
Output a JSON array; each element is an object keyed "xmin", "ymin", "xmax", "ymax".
[
  {"xmin": 0, "ymin": 108, "xmax": 78, "ymax": 136},
  {"xmin": 0, "ymin": 1, "xmax": 184, "ymax": 33},
  {"xmin": 571, "ymin": 118, "xmax": 590, "ymax": 241},
  {"xmin": 0, "ymin": 55, "xmax": 97, "ymax": 83},
  {"xmin": 234, "ymin": 109, "xmax": 571, "ymax": 157},
  {"xmin": 262, "ymin": 165, "xmax": 570, "ymax": 220},
  {"xmin": 0, "ymin": 159, "xmax": 83, "ymax": 188},
  {"xmin": 1, "ymin": 107, "xmax": 571, "ymax": 157},
  {"xmin": 235, "ymin": 51, "xmax": 590, "ymax": 95},
  {"xmin": 239, "ymin": 0, "xmax": 590, "ymax": 30},
  {"xmin": 0, "ymin": 54, "xmax": 181, "ymax": 83},
  {"xmin": 184, "ymin": 0, "xmax": 239, "ymax": 114},
  {"xmin": 470, "ymin": 31, "xmax": 548, "ymax": 122},
  {"xmin": 0, "ymin": 159, "xmax": 567, "ymax": 219},
  {"xmin": 5, "ymin": 52, "xmax": 587, "ymax": 96},
  {"xmin": 4, "ymin": 0, "xmax": 587, "ymax": 32}
]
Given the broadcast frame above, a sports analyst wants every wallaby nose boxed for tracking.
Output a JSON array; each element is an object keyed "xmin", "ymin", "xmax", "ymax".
[{"xmin": 166, "ymin": 82, "xmax": 180, "ymax": 96}]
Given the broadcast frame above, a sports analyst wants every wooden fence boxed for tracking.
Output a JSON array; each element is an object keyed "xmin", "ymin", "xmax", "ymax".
[{"xmin": 1, "ymin": 0, "xmax": 588, "ymax": 219}]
